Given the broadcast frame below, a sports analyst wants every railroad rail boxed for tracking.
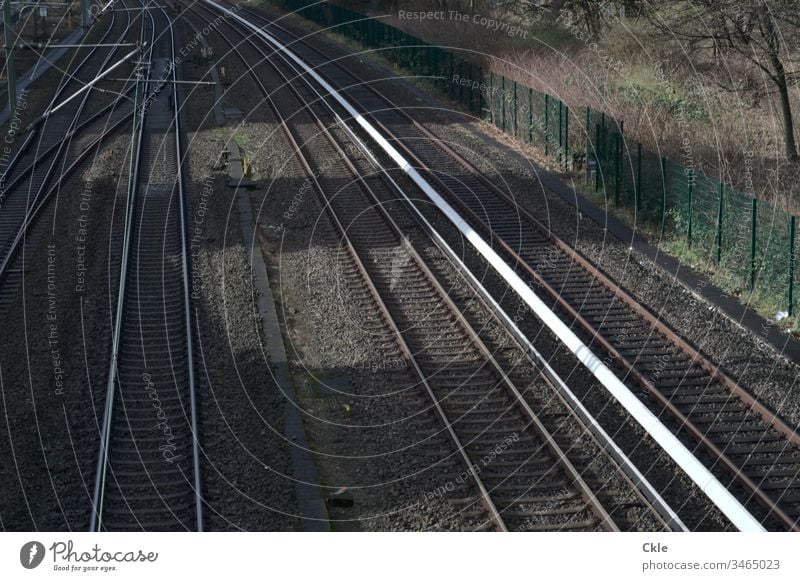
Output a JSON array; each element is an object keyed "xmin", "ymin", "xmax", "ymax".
[
  {"xmin": 189, "ymin": 0, "xmax": 682, "ymax": 532},
  {"xmin": 0, "ymin": 6, "xmax": 123, "ymax": 185},
  {"xmin": 209, "ymin": 2, "xmax": 800, "ymax": 530},
  {"xmin": 90, "ymin": 1, "xmax": 203, "ymax": 531},
  {"xmin": 0, "ymin": 3, "xmax": 139, "ymax": 310}
]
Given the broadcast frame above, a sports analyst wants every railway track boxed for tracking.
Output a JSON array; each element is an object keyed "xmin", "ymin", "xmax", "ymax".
[
  {"xmin": 190, "ymin": 1, "xmax": 679, "ymax": 531},
  {"xmin": 0, "ymin": 4, "xmax": 139, "ymax": 312},
  {"xmin": 230, "ymin": 4, "xmax": 800, "ymax": 531},
  {"xmin": 0, "ymin": 7, "xmax": 124, "ymax": 186},
  {"xmin": 90, "ymin": 2, "xmax": 203, "ymax": 531}
]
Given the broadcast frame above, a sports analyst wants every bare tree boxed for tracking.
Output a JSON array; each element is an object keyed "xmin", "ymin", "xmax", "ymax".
[
  {"xmin": 648, "ymin": 0, "xmax": 800, "ymax": 162},
  {"xmin": 496, "ymin": 0, "xmax": 626, "ymax": 35}
]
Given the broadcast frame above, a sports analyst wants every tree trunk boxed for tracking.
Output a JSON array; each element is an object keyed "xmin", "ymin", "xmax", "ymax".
[
  {"xmin": 761, "ymin": 12, "xmax": 799, "ymax": 162},
  {"xmin": 776, "ymin": 76, "xmax": 799, "ymax": 162}
]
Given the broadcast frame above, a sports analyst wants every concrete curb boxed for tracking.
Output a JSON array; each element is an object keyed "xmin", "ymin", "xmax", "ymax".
[{"xmin": 229, "ymin": 141, "xmax": 330, "ymax": 532}]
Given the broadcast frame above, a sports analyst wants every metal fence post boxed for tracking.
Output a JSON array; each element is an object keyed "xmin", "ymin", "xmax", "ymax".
[
  {"xmin": 459, "ymin": 59, "xmax": 464, "ymax": 103},
  {"xmin": 489, "ymin": 72, "xmax": 495, "ymax": 126},
  {"xmin": 614, "ymin": 132, "xmax": 621, "ymax": 206},
  {"xmin": 449, "ymin": 53, "xmax": 454, "ymax": 96},
  {"xmin": 564, "ymin": 104, "xmax": 569, "ymax": 171},
  {"xmin": 471, "ymin": 63, "xmax": 477, "ymax": 113},
  {"xmin": 636, "ymin": 142, "xmax": 642, "ymax": 215},
  {"xmin": 595, "ymin": 122, "xmax": 601, "ymax": 192},
  {"xmin": 790, "ymin": 215, "xmax": 796, "ymax": 317},
  {"xmin": 501, "ymin": 76, "xmax": 506, "ymax": 133},
  {"xmin": 544, "ymin": 94, "xmax": 549, "ymax": 156},
  {"xmin": 528, "ymin": 88, "xmax": 533, "ymax": 144},
  {"xmin": 750, "ymin": 198, "xmax": 757, "ymax": 291},
  {"xmin": 585, "ymin": 107, "xmax": 591, "ymax": 184},
  {"xmin": 478, "ymin": 66, "xmax": 484, "ymax": 117},
  {"xmin": 514, "ymin": 81, "xmax": 517, "ymax": 137},
  {"xmin": 716, "ymin": 182, "xmax": 724, "ymax": 265},
  {"xmin": 558, "ymin": 100, "xmax": 563, "ymax": 161},
  {"xmin": 660, "ymin": 156, "xmax": 667, "ymax": 234},
  {"xmin": 686, "ymin": 168, "xmax": 693, "ymax": 247},
  {"xmin": 600, "ymin": 112, "xmax": 606, "ymax": 166}
]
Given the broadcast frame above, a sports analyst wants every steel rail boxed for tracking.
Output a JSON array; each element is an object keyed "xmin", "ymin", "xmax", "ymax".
[
  {"xmin": 227, "ymin": 7, "xmax": 680, "ymax": 531},
  {"xmin": 287, "ymin": 61, "xmax": 800, "ymax": 530},
  {"xmin": 307, "ymin": 71, "xmax": 685, "ymax": 533},
  {"xmin": 90, "ymin": 0, "xmax": 202, "ymax": 531},
  {"xmin": 186, "ymin": 1, "xmax": 511, "ymax": 531},
  {"xmin": 170, "ymin": 0, "xmax": 204, "ymax": 530},
  {"xmin": 192, "ymin": 1, "xmax": 630, "ymax": 532},
  {"xmin": 0, "ymin": 109, "xmax": 134, "ymax": 276},
  {"xmin": 203, "ymin": 1, "xmax": 776, "ymax": 532},
  {"xmin": 0, "ymin": 84, "xmax": 137, "ymax": 205},
  {"xmin": 0, "ymin": 5, "xmax": 124, "ymax": 188},
  {"xmin": 90, "ymin": 6, "xmax": 152, "ymax": 533},
  {"xmin": 0, "ymin": 2, "xmax": 139, "ymax": 286},
  {"xmin": 251, "ymin": 12, "xmax": 800, "ymax": 450}
]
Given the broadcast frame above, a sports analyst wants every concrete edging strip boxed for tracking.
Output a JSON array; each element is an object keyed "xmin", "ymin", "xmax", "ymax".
[{"xmin": 231, "ymin": 146, "xmax": 330, "ymax": 531}]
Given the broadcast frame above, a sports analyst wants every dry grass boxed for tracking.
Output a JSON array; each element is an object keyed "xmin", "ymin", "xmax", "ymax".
[{"xmin": 376, "ymin": 7, "xmax": 800, "ymax": 214}]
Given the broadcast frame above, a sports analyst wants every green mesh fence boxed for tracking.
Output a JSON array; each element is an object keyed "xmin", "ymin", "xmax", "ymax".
[
  {"xmin": 665, "ymin": 159, "xmax": 690, "ymax": 229},
  {"xmin": 273, "ymin": 0, "xmax": 798, "ymax": 316},
  {"xmin": 690, "ymin": 171, "xmax": 721, "ymax": 259},
  {"xmin": 719, "ymin": 188, "xmax": 756, "ymax": 291},
  {"xmin": 756, "ymin": 206, "xmax": 794, "ymax": 311}
]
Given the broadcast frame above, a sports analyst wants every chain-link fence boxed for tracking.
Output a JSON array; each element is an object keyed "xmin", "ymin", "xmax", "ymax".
[{"xmin": 273, "ymin": 0, "xmax": 798, "ymax": 317}]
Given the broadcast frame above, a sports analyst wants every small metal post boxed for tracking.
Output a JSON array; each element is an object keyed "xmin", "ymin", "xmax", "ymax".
[
  {"xmin": 467, "ymin": 63, "xmax": 475, "ymax": 113},
  {"xmin": 789, "ymin": 215, "xmax": 796, "ymax": 317},
  {"xmin": 585, "ymin": 107, "xmax": 591, "ymax": 184},
  {"xmin": 513, "ymin": 81, "xmax": 517, "ymax": 137},
  {"xmin": 686, "ymin": 168, "xmax": 693, "ymax": 246},
  {"xmin": 600, "ymin": 112, "xmax": 606, "ymax": 165},
  {"xmin": 716, "ymin": 182, "xmax": 724, "ymax": 265},
  {"xmin": 426, "ymin": 45, "xmax": 431, "ymax": 79},
  {"xmin": 459, "ymin": 59, "xmax": 464, "ymax": 103},
  {"xmin": 544, "ymin": 93, "xmax": 549, "ymax": 155},
  {"xmin": 478, "ymin": 66, "xmax": 483, "ymax": 117},
  {"xmin": 489, "ymin": 72, "xmax": 495, "ymax": 126},
  {"xmin": 614, "ymin": 132, "xmax": 621, "ymax": 206},
  {"xmin": 501, "ymin": 75, "xmax": 506, "ymax": 133},
  {"xmin": 661, "ymin": 156, "xmax": 668, "ymax": 234},
  {"xmin": 594, "ymin": 122, "xmax": 601, "ymax": 192},
  {"xmin": 449, "ymin": 53, "xmax": 454, "ymax": 96},
  {"xmin": 81, "ymin": 0, "xmax": 90, "ymax": 28},
  {"xmin": 528, "ymin": 88, "xmax": 533, "ymax": 144},
  {"xmin": 437, "ymin": 50, "xmax": 442, "ymax": 91},
  {"xmin": 3, "ymin": 0, "xmax": 16, "ymax": 112},
  {"xmin": 564, "ymin": 104, "xmax": 569, "ymax": 171},
  {"xmin": 636, "ymin": 142, "xmax": 642, "ymax": 215},
  {"xmin": 558, "ymin": 100, "xmax": 563, "ymax": 160},
  {"xmin": 750, "ymin": 198, "xmax": 757, "ymax": 291}
]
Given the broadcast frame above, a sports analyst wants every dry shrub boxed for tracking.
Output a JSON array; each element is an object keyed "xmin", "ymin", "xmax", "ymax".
[{"xmin": 379, "ymin": 7, "xmax": 800, "ymax": 213}]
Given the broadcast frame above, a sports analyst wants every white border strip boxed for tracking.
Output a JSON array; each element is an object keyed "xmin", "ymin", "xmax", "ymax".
[{"xmin": 205, "ymin": 0, "xmax": 765, "ymax": 532}]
